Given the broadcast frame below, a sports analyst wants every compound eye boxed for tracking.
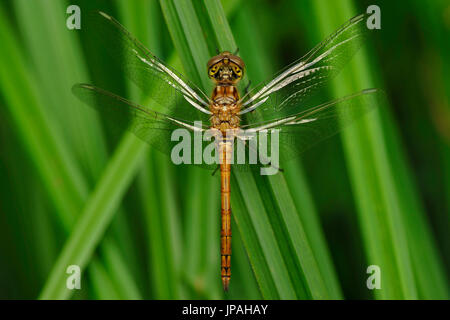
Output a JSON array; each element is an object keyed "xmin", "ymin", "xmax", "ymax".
[
  {"xmin": 233, "ymin": 66, "xmax": 242, "ymax": 78},
  {"xmin": 209, "ymin": 64, "xmax": 219, "ymax": 76}
]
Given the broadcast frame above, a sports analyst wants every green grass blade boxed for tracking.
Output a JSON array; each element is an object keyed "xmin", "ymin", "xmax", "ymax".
[
  {"xmin": 88, "ymin": 260, "xmax": 121, "ymax": 299},
  {"xmin": 39, "ymin": 135, "xmax": 147, "ymax": 299}
]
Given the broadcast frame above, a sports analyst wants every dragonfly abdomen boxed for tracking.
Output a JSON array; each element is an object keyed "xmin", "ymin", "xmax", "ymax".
[{"xmin": 219, "ymin": 139, "xmax": 233, "ymax": 291}]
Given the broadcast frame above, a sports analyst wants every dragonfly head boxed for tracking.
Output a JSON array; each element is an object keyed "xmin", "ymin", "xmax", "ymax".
[{"xmin": 207, "ymin": 51, "xmax": 245, "ymax": 84}]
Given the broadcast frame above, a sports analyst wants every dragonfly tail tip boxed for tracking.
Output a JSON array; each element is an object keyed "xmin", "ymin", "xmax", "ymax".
[{"xmin": 222, "ymin": 277, "xmax": 230, "ymax": 292}]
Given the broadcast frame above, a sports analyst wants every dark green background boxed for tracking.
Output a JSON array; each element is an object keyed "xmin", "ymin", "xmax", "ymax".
[{"xmin": 0, "ymin": 0, "xmax": 448, "ymax": 299}]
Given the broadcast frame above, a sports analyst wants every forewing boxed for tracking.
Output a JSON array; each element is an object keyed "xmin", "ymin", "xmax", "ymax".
[
  {"xmin": 72, "ymin": 84, "xmax": 210, "ymax": 160},
  {"xmin": 86, "ymin": 11, "xmax": 211, "ymax": 123},
  {"xmin": 239, "ymin": 13, "xmax": 371, "ymax": 124}
]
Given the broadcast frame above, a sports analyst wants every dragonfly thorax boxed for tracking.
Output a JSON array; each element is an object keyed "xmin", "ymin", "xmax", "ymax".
[{"xmin": 210, "ymin": 84, "xmax": 241, "ymax": 131}]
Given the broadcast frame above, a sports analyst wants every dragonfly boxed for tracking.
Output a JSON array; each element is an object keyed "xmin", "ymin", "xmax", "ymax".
[{"xmin": 73, "ymin": 11, "xmax": 383, "ymax": 291}]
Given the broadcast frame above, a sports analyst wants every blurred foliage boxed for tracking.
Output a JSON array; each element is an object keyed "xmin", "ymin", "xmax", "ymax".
[{"xmin": 0, "ymin": 0, "xmax": 448, "ymax": 299}]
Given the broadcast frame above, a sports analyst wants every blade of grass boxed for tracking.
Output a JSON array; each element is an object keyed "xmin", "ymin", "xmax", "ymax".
[
  {"xmin": 39, "ymin": 134, "xmax": 147, "ymax": 299},
  {"xmin": 100, "ymin": 237, "xmax": 142, "ymax": 299},
  {"xmin": 137, "ymin": 151, "xmax": 184, "ymax": 298},
  {"xmin": 88, "ymin": 259, "xmax": 121, "ymax": 299}
]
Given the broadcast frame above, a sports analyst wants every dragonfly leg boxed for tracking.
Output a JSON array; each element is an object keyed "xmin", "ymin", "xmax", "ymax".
[{"xmin": 211, "ymin": 164, "xmax": 220, "ymax": 176}]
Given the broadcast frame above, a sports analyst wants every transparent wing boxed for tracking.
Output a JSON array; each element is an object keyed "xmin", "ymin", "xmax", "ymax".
[
  {"xmin": 86, "ymin": 11, "xmax": 211, "ymax": 123},
  {"xmin": 239, "ymin": 13, "xmax": 371, "ymax": 124},
  {"xmin": 238, "ymin": 89, "xmax": 384, "ymax": 161},
  {"xmin": 72, "ymin": 84, "xmax": 214, "ymax": 164}
]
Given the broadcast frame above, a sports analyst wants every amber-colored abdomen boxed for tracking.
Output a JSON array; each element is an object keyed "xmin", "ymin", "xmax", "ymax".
[{"xmin": 219, "ymin": 139, "xmax": 232, "ymax": 291}]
